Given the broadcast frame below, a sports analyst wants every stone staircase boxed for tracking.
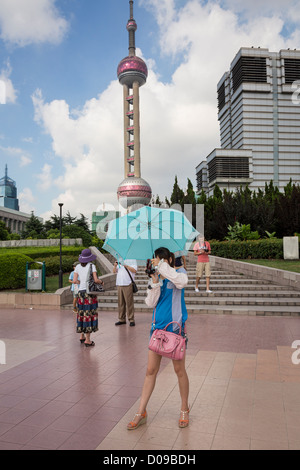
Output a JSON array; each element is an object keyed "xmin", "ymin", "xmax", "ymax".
[{"xmin": 62, "ymin": 263, "xmax": 300, "ymax": 317}]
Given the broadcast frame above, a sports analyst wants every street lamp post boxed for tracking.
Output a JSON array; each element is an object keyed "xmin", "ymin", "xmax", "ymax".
[{"xmin": 58, "ymin": 203, "xmax": 64, "ymax": 289}]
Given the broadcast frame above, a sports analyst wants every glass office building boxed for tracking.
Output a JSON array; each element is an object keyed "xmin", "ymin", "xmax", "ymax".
[{"xmin": 0, "ymin": 165, "xmax": 19, "ymax": 211}]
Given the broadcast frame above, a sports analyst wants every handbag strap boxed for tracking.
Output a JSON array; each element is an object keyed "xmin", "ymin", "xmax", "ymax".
[
  {"xmin": 124, "ymin": 266, "xmax": 134, "ymax": 283},
  {"xmin": 87, "ymin": 263, "xmax": 93, "ymax": 282},
  {"xmin": 152, "ymin": 308, "xmax": 186, "ymax": 335},
  {"xmin": 164, "ymin": 321, "xmax": 182, "ymax": 335}
]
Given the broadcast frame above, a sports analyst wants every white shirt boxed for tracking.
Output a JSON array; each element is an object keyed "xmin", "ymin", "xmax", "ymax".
[
  {"xmin": 75, "ymin": 263, "xmax": 96, "ymax": 291},
  {"xmin": 116, "ymin": 259, "xmax": 137, "ymax": 286}
]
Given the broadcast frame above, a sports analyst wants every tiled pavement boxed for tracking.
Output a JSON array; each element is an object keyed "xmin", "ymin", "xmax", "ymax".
[{"xmin": 0, "ymin": 308, "xmax": 300, "ymax": 450}]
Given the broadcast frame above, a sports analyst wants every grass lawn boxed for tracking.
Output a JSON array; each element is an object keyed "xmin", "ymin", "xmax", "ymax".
[
  {"xmin": 241, "ymin": 259, "xmax": 300, "ymax": 273},
  {"xmin": 45, "ymin": 273, "xmax": 72, "ymax": 292}
]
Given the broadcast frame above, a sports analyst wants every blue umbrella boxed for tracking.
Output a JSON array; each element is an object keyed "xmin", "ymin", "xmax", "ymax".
[{"xmin": 103, "ymin": 206, "xmax": 198, "ymax": 265}]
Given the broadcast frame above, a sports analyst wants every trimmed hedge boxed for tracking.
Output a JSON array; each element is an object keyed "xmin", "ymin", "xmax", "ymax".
[
  {"xmin": 0, "ymin": 254, "xmax": 39, "ymax": 290},
  {"xmin": 35, "ymin": 256, "xmax": 78, "ymax": 276},
  {"xmin": 210, "ymin": 239, "xmax": 284, "ymax": 259},
  {"xmin": 0, "ymin": 246, "xmax": 84, "ymax": 259},
  {"xmin": 34, "ymin": 256, "xmax": 102, "ymax": 277}
]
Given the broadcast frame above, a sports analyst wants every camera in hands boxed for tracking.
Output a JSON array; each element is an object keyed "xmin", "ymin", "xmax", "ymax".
[{"xmin": 145, "ymin": 259, "xmax": 156, "ymax": 277}]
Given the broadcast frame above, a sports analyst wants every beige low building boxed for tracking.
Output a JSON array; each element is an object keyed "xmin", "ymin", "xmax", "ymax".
[{"xmin": 0, "ymin": 206, "xmax": 41, "ymax": 234}]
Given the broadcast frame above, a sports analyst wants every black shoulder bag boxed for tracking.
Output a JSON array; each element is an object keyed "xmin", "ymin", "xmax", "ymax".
[
  {"xmin": 86, "ymin": 263, "xmax": 104, "ymax": 294},
  {"xmin": 124, "ymin": 266, "xmax": 138, "ymax": 294}
]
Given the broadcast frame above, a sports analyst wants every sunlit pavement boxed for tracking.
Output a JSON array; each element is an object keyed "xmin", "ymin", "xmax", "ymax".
[{"xmin": 0, "ymin": 308, "xmax": 300, "ymax": 450}]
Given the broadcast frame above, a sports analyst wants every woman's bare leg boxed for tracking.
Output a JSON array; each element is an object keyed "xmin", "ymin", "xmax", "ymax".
[
  {"xmin": 173, "ymin": 356, "xmax": 189, "ymax": 411},
  {"xmin": 130, "ymin": 350, "xmax": 162, "ymax": 425}
]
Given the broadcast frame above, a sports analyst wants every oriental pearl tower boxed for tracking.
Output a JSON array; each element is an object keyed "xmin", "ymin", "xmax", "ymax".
[{"xmin": 117, "ymin": 0, "xmax": 152, "ymax": 209}]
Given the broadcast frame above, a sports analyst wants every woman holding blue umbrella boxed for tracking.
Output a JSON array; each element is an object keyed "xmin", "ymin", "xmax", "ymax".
[{"xmin": 127, "ymin": 247, "xmax": 190, "ymax": 430}]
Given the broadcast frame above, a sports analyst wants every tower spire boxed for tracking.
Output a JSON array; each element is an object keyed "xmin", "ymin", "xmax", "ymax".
[
  {"xmin": 127, "ymin": 0, "xmax": 137, "ymax": 57},
  {"xmin": 130, "ymin": 0, "xmax": 134, "ymax": 19}
]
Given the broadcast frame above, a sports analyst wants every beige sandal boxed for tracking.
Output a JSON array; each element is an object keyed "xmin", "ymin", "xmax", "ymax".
[
  {"xmin": 179, "ymin": 408, "xmax": 190, "ymax": 428},
  {"xmin": 127, "ymin": 411, "xmax": 147, "ymax": 430}
]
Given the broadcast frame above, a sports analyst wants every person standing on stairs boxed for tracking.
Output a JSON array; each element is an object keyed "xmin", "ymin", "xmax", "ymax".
[
  {"xmin": 113, "ymin": 259, "xmax": 138, "ymax": 327},
  {"xmin": 175, "ymin": 255, "xmax": 187, "ymax": 270},
  {"xmin": 193, "ymin": 236, "xmax": 213, "ymax": 294}
]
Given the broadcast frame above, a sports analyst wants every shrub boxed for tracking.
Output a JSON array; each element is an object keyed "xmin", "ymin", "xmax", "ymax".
[
  {"xmin": 35, "ymin": 256, "xmax": 102, "ymax": 277},
  {"xmin": 225, "ymin": 222, "xmax": 260, "ymax": 241},
  {"xmin": 62, "ymin": 225, "xmax": 92, "ymax": 247},
  {"xmin": 0, "ymin": 246, "xmax": 84, "ymax": 259},
  {"xmin": 35, "ymin": 256, "xmax": 78, "ymax": 276},
  {"xmin": 0, "ymin": 254, "xmax": 38, "ymax": 290},
  {"xmin": 210, "ymin": 239, "xmax": 284, "ymax": 259}
]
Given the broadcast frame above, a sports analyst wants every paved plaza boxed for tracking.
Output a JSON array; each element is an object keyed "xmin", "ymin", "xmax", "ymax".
[{"xmin": 0, "ymin": 306, "xmax": 300, "ymax": 451}]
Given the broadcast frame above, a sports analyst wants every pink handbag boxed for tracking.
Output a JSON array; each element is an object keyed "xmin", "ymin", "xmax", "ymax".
[{"xmin": 149, "ymin": 320, "xmax": 186, "ymax": 361}]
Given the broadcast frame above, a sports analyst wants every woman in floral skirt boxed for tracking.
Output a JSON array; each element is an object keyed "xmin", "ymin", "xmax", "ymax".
[{"xmin": 73, "ymin": 248, "xmax": 104, "ymax": 347}]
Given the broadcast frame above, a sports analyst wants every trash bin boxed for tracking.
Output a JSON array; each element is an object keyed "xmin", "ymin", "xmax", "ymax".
[{"xmin": 26, "ymin": 261, "xmax": 46, "ymax": 291}]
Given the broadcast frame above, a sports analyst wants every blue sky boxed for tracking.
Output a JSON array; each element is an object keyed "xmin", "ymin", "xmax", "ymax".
[{"xmin": 0, "ymin": 0, "xmax": 299, "ymax": 223}]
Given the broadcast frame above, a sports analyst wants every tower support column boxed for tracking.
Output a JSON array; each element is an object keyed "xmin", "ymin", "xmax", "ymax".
[
  {"xmin": 123, "ymin": 84, "xmax": 130, "ymax": 178},
  {"xmin": 133, "ymin": 80, "xmax": 141, "ymax": 178}
]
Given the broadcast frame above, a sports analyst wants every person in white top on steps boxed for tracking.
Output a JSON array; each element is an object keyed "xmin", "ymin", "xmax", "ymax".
[
  {"xmin": 113, "ymin": 259, "xmax": 137, "ymax": 327},
  {"xmin": 193, "ymin": 236, "xmax": 213, "ymax": 294}
]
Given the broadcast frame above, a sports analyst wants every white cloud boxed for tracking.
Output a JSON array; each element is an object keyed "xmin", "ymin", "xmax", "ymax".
[
  {"xmin": 19, "ymin": 187, "xmax": 36, "ymax": 214},
  {"xmin": 0, "ymin": 60, "xmax": 17, "ymax": 103},
  {"xmin": 0, "ymin": 0, "xmax": 69, "ymax": 47},
  {"xmin": 20, "ymin": 155, "xmax": 32, "ymax": 167},
  {"xmin": 32, "ymin": 0, "xmax": 300, "ymax": 217},
  {"xmin": 140, "ymin": 0, "xmax": 177, "ymax": 27},
  {"xmin": 0, "ymin": 145, "xmax": 32, "ymax": 167},
  {"xmin": 220, "ymin": 0, "xmax": 300, "ymax": 20},
  {"xmin": 36, "ymin": 163, "xmax": 53, "ymax": 191}
]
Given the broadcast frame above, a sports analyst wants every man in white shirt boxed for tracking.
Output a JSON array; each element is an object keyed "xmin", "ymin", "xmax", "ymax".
[{"xmin": 113, "ymin": 259, "xmax": 137, "ymax": 326}]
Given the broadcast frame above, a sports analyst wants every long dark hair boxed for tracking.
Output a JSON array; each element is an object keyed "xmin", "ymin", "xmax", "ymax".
[{"xmin": 154, "ymin": 247, "xmax": 175, "ymax": 267}]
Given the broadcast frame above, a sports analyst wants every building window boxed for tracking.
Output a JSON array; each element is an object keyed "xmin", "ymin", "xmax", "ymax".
[
  {"xmin": 218, "ymin": 82, "xmax": 226, "ymax": 111},
  {"xmin": 208, "ymin": 156, "xmax": 250, "ymax": 182},
  {"xmin": 284, "ymin": 58, "xmax": 300, "ymax": 84},
  {"xmin": 231, "ymin": 56, "xmax": 267, "ymax": 94},
  {"xmin": 196, "ymin": 170, "xmax": 204, "ymax": 192}
]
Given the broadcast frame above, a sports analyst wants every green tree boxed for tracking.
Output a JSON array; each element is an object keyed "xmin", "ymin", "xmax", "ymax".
[
  {"xmin": 197, "ymin": 189, "xmax": 207, "ymax": 205},
  {"xmin": 75, "ymin": 213, "xmax": 90, "ymax": 232},
  {"xmin": 164, "ymin": 196, "xmax": 171, "ymax": 207},
  {"xmin": 182, "ymin": 178, "xmax": 196, "ymax": 205},
  {"xmin": 62, "ymin": 224, "xmax": 92, "ymax": 247},
  {"xmin": 154, "ymin": 195, "xmax": 162, "ymax": 206},
  {"xmin": 0, "ymin": 221, "xmax": 10, "ymax": 240},
  {"xmin": 22, "ymin": 212, "xmax": 45, "ymax": 239},
  {"xmin": 275, "ymin": 183, "xmax": 300, "ymax": 237},
  {"xmin": 63, "ymin": 211, "xmax": 77, "ymax": 226},
  {"xmin": 46, "ymin": 228, "xmax": 60, "ymax": 239},
  {"xmin": 170, "ymin": 176, "xmax": 184, "ymax": 205},
  {"xmin": 44, "ymin": 214, "xmax": 61, "ymax": 231}
]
